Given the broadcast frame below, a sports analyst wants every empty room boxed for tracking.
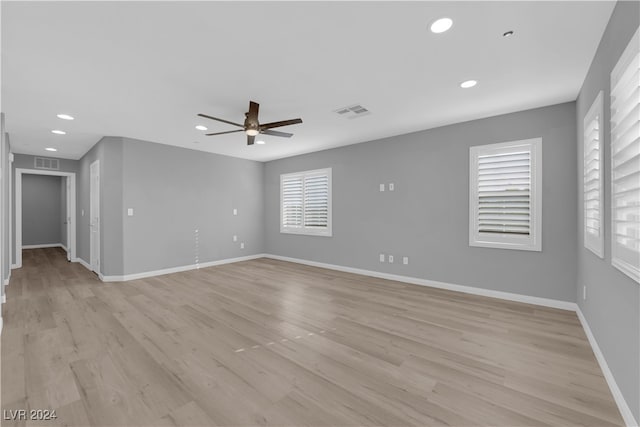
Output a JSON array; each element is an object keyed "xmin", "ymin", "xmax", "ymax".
[{"xmin": 0, "ymin": 1, "xmax": 638, "ymax": 426}]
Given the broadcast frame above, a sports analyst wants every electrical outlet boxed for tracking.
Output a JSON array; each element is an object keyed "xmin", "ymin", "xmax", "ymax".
[
  {"xmin": 583, "ymin": 285, "xmax": 587, "ymax": 300},
  {"xmin": 379, "ymin": 184, "xmax": 385, "ymax": 192},
  {"xmin": 81, "ymin": 209, "xmax": 85, "ymax": 216},
  {"xmin": 233, "ymin": 235, "xmax": 238, "ymax": 242},
  {"xmin": 240, "ymin": 242, "xmax": 245, "ymax": 249},
  {"xmin": 127, "ymin": 208, "xmax": 134, "ymax": 216},
  {"xmin": 388, "ymin": 255, "xmax": 394, "ymax": 263},
  {"xmin": 379, "ymin": 254, "xmax": 385, "ymax": 262},
  {"xmin": 403, "ymin": 256, "xmax": 409, "ymax": 265},
  {"xmin": 389, "ymin": 183, "xmax": 395, "ymax": 191},
  {"xmin": 233, "ymin": 208, "xmax": 238, "ymax": 216}
]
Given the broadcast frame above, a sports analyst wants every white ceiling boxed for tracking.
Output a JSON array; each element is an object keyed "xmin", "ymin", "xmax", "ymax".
[{"xmin": 2, "ymin": 1, "xmax": 615, "ymax": 162}]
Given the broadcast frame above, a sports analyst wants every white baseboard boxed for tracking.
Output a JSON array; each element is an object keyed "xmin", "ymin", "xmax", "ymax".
[
  {"xmin": 61, "ymin": 244, "xmax": 68, "ymax": 253},
  {"xmin": 264, "ymin": 254, "xmax": 576, "ymax": 311},
  {"xmin": 11, "ymin": 264, "xmax": 18, "ymax": 270},
  {"xmin": 0, "ymin": 316, "xmax": 3, "ymax": 335},
  {"xmin": 1, "ymin": 294, "xmax": 5, "ymax": 304},
  {"xmin": 22, "ymin": 243, "xmax": 65, "ymax": 249},
  {"xmin": 3, "ymin": 272, "xmax": 10, "ymax": 286},
  {"xmin": 576, "ymin": 306, "xmax": 638, "ymax": 427},
  {"xmin": 72, "ymin": 257, "xmax": 93, "ymax": 272},
  {"xmin": 100, "ymin": 253, "xmax": 268, "ymax": 282}
]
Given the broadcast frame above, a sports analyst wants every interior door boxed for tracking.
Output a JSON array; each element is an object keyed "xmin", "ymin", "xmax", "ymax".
[
  {"xmin": 89, "ymin": 160, "xmax": 100, "ymax": 274},
  {"xmin": 65, "ymin": 176, "xmax": 71, "ymax": 261}
]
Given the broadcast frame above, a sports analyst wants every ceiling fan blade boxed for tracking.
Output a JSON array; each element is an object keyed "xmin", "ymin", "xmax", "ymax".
[
  {"xmin": 205, "ymin": 130, "xmax": 244, "ymax": 136},
  {"xmin": 261, "ymin": 129, "xmax": 293, "ymax": 138},
  {"xmin": 248, "ymin": 101, "xmax": 259, "ymax": 120},
  {"xmin": 197, "ymin": 113, "xmax": 243, "ymax": 128},
  {"xmin": 260, "ymin": 118, "xmax": 303, "ymax": 130},
  {"xmin": 247, "ymin": 134, "xmax": 255, "ymax": 145}
]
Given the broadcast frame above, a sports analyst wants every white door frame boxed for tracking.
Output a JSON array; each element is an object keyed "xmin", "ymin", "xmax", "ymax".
[
  {"xmin": 89, "ymin": 160, "xmax": 100, "ymax": 274},
  {"xmin": 0, "ymin": 137, "xmax": 4, "ymax": 293},
  {"xmin": 15, "ymin": 168, "xmax": 77, "ymax": 269},
  {"xmin": 9, "ymin": 154, "xmax": 13, "ymax": 271}
]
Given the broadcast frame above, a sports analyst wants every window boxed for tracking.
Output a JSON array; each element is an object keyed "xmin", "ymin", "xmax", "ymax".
[
  {"xmin": 469, "ymin": 138, "xmax": 542, "ymax": 251},
  {"xmin": 584, "ymin": 91, "xmax": 604, "ymax": 258},
  {"xmin": 281, "ymin": 168, "xmax": 332, "ymax": 236},
  {"xmin": 610, "ymin": 28, "xmax": 639, "ymax": 283}
]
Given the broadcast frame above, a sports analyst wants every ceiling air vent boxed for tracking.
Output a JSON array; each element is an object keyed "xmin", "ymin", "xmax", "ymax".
[
  {"xmin": 334, "ymin": 104, "xmax": 371, "ymax": 119},
  {"xmin": 34, "ymin": 157, "xmax": 60, "ymax": 170}
]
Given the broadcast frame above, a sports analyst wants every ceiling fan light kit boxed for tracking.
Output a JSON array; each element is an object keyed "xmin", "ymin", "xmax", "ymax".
[{"xmin": 198, "ymin": 101, "xmax": 302, "ymax": 145}]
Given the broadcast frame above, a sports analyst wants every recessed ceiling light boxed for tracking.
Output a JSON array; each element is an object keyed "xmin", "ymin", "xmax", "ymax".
[
  {"xmin": 51, "ymin": 130, "xmax": 66, "ymax": 135},
  {"xmin": 195, "ymin": 125, "xmax": 208, "ymax": 131},
  {"xmin": 460, "ymin": 80, "xmax": 478, "ymax": 88},
  {"xmin": 503, "ymin": 30, "xmax": 514, "ymax": 37},
  {"xmin": 430, "ymin": 17, "xmax": 453, "ymax": 34},
  {"xmin": 256, "ymin": 140, "xmax": 266, "ymax": 145},
  {"xmin": 45, "ymin": 147, "xmax": 57, "ymax": 152},
  {"xmin": 57, "ymin": 114, "xmax": 74, "ymax": 120}
]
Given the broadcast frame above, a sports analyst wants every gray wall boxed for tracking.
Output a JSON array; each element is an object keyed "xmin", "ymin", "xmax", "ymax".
[
  {"xmin": 12, "ymin": 153, "xmax": 79, "ymax": 263},
  {"xmin": 22, "ymin": 174, "xmax": 62, "ymax": 246},
  {"xmin": 576, "ymin": 1, "xmax": 640, "ymax": 422},
  {"xmin": 121, "ymin": 138, "xmax": 264, "ymax": 275},
  {"xmin": 12, "ymin": 136, "xmax": 265, "ymax": 278},
  {"xmin": 76, "ymin": 136, "xmax": 124, "ymax": 276},
  {"xmin": 265, "ymin": 102, "xmax": 578, "ymax": 302},
  {"xmin": 12, "ymin": 153, "xmax": 79, "ymax": 173}
]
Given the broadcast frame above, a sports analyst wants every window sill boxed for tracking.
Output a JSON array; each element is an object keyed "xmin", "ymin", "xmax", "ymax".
[
  {"xmin": 470, "ymin": 239, "xmax": 541, "ymax": 252},
  {"xmin": 280, "ymin": 228, "xmax": 332, "ymax": 237}
]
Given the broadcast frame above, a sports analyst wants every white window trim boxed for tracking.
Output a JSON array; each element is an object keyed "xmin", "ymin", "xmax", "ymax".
[
  {"xmin": 610, "ymin": 27, "xmax": 640, "ymax": 283},
  {"xmin": 280, "ymin": 168, "xmax": 332, "ymax": 237},
  {"xmin": 469, "ymin": 138, "xmax": 542, "ymax": 252},
  {"xmin": 583, "ymin": 91, "xmax": 604, "ymax": 258}
]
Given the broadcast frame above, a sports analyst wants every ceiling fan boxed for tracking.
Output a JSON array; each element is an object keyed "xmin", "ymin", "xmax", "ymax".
[{"xmin": 198, "ymin": 101, "xmax": 302, "ymax": 145}]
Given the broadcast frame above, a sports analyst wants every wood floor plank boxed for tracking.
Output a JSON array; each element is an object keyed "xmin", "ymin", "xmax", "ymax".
[{"xmin": 2, "ymin": 248, "xmax": 625, "ymax": 426}]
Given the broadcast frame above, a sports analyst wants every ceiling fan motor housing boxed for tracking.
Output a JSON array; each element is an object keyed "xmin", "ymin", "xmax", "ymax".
[{"xmin": 244, "ymin": 113, "xmax": 259, "ymax": 134}]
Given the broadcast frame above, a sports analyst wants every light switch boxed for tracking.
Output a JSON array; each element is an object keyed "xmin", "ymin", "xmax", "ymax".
[
  {"xmin": 403, "ymin": 257, "xmax": 409, "ymax": 265},
  {"xmin": 233, "ymin": 235, "xmax": 238, "ymax": 242},
  {"xmin": 127, "ymin": 208, "xmax": 134, "ymax": 216},
  {"xmin": 240, "ymin": 242, "xmax": 245, "ymax": 249},
  {"xmin": 389, "ymin": 183, "xmax": 395, "ymax": 191},
  {"xmin": 379, "ymin": 184, "xmax": 385, "ymax": 192},
  {"xmin": 379, "ymin": 254, "xmax": 385, "ymax": 262},
  {"xmin": 233, "ymin": 208, "xmax": 238, "ymax": 216},
  {"xmin": 388, "ymin": 255, "xmax": 394, "ymax": 263}
]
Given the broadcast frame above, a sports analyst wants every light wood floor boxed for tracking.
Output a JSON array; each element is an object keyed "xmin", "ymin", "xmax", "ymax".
[{"xmin": 2, "ymin": 248, "xmax": 623, "ymax": 426}]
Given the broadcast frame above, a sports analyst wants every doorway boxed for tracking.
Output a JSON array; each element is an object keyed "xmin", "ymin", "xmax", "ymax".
[{"xmin": 15, "ymin": 168, "xmax": 76, "ymax": 268}]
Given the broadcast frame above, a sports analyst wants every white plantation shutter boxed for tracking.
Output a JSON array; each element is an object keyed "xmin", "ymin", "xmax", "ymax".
[
  {"xmin": 303, "ymin": 174, "xmax": 329, "ymax": 229},
  {"xmin": 477, "ymin": 151, "xmax": 531, "ymax": 235},
  {"xmin": 584, "ymin": 92, "xmax": 604, "ymax": 258},
  {"xmin": 281, "ymin": 168, "xmax": 332, "ymax": 236},
  {"xmin": 282, "ymin": 176, "xmax": 303, "ymax": 228},
  {"xmin": 470, "ymin": 138, "xmax": 542, "ymax": 251},
  {"xmin": 610, "ymin": 29, "xmax": 640, "ymax": 283}
]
